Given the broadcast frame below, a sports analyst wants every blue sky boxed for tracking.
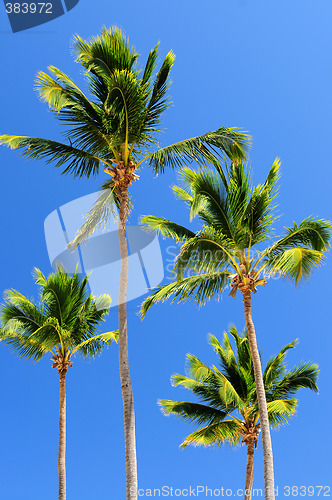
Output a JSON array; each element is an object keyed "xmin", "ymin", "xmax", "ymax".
[{"xmin": 0, "ymin": 1, "xmax": 331, "ymax": 498}]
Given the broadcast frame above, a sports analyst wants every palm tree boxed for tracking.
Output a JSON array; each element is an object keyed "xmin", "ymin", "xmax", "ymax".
[
  {"xmin": 0, "ymin": 267, "xmax": 118, "ymax": 500},
  {"xmin": 140, "ymin": 160, "xmax": 331, "ymax": 500},
  {"xmin": 0, "ymin": 27, "xmax": 250, "ymax": 499},
  {"xmin": 160, "ymin": 327, "xmax": 319, "ymax": 500}
]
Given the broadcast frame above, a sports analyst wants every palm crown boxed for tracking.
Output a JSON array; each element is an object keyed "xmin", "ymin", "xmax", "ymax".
[
  {"xmin": 0, "ymin": 267, "xmax": 117, "ymax": 368},
  {"xmin": 140, "ymin": 159, "xmax": 331, "ymax": 313},
  {"xmin": 0, "ymin": 27, "xmax": 249, "ymax": 185},
  {"xmin": 160, "ymin": 327, "xmax": 318, "ymax": 448}
]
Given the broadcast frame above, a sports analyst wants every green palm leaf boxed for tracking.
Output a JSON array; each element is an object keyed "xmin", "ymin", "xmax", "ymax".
[
  {"xmin": 140, "ymin": 272, "xmax": 230, "ymax": 318},
  {"xmin": 0, "ymin": 135, "xmax": 105, "ymax": 178},
  {"xmin": 140, "ymin": 215, "xmax": 196, "ymax": 241},
  {"xmin": 74, "ymin": 330, "xmax": 118, "ymax": 357},
  {"xmin": 68, "ymin": 181, "xmax": 118, "ymax": 249},
  {"xmin": 181, "ymin": 420, "xmax": 241, "ymax": 448},
  {"xmin": 159, "ymin": 400, "xmax": 228, "ymax": 426},
  {"xmin": 265, "ymin": 247, "xmax": 324, "ymax": 285},
  {"xmin": 148, "ymin": 127, "xmax": 250, "ymax": 174}
]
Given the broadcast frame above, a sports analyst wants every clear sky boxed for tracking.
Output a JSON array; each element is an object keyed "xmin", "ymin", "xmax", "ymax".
[{"xmin": 0, "ymin": 1, "xmax": 331, "ymax": 499}]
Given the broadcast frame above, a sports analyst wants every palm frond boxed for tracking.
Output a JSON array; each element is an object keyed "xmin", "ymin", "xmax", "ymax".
[
  {"xmin": 214, "ymin": 371, "xmax": 245, "ymax": 410},
  {"xmin": 73, "ymin": 26, "xmax": 138, "ymax": 74},
  {"xmin": 74, "ymin": 330, "xmax": 118, "ymax": 357},
  {"xmin": 0, "ymin": 330, "xmax": 50, "ymax": 361},
  {"xmin": 263, "ymin": 339, "xmax": 298, "ymax": 387},
  {"xmin": 265, "ymin": 247, "xmax": 324, "ymax": 285},
  {"xmin": 140, "ymin": 272, "xmax": 230, "ymax": 318},
  {"xmin": 180, "ymin": 420, "xmax": 241, "ymax": 448},
  {"xmin": 140, "ymin": 215, "xmax": 195, "ymax": 241},
  {"xmin": 148, "ymin": 128, "xmax": 250, "ymax": 174},
  {"xmin": 141, "ymin": 43, "xmax": 159, "ymax": 87},
  {"xmin": 240, "ymin": 158, "xmax": 280, "ymax": 245},
  {"xmin": 159, "ymin": 399, "xmax": 228, "ymax": 426},
  {"xmin": 173, "ymin": 228, "xmax": 238, "ymax": 278},
  {"xmin": 171, "ymin": 372, "xmax": 226, "ymax": 410},
  {"xmin": 185, "ymin": 353, "xmax": 212, "ymax": 382},
  {"xmin": 176, "ymin": 167, "xmax": 234, "ymax": 238},
  {"xmin": 0, "ymin": 135, "xmax": 105, "ymax": 178},
  {"xmin": 264, "ymin": 218, "xmax": 332, "ymax": 256},
  {"xmin": 266, "ymin": 399, "xmax": 297, "ymax": 427},
  {"xmin": 68, "ymin": 181, "xmax": 118, "ymax": 250},
  {"xmin": 270, "ymin": 362, "xmax": 319, "ymax": 399},
  {"xmin": 140, "ymin": 50, "xmax": 175, "ymax": 134}
]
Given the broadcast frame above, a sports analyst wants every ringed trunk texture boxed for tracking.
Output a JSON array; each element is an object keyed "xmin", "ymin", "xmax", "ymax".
[
  {"xmin": 244, "ymin": 442, "xmax": 255, "ymax": 500},
  {"xmin": 242, "ymin": 290, "xmax": 275, "ymax": 500},
  {"xmin": 118, "ymin": 191, "xmax": 138, "ymax": 500},
  {"xmin": 58, "ymin": 370, "xmax": 67, "ymax": 500}
]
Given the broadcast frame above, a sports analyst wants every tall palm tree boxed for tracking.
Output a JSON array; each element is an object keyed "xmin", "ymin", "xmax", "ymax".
[
  {"xmin": 0, "ymin": 267, "xmax": 118, "ymax": 500},
  {"xmin": 159, "ymin": 327, "xmax": 319, "ymax": 500},
  {"xmin": 140, "ymin": 160, "xmax": 331, "ymax": 500},
  {"xmin": 0, "ymin": 27, "xmax": 250, "ymax": 499}
]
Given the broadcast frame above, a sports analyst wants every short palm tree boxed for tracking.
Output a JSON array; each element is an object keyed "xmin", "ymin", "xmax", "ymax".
[
  {"xmin": 0, "ymin": 267, "xmax": 118, "ymax": 500},
  {"xmin": 160, "ymin": 327, "xmax": 318, "ymax": 500},
  {"xmin": 0, "ymin": 27, "xmax": 250, "ymax": 500},
  {"xmin": 140, "ymin": 160, "xmax": 331, "ymax": 500}
]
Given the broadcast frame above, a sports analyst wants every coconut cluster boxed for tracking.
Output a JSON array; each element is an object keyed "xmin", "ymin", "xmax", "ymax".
[
  {"xmin": 229, "ymin": 267, "xmax": 267, "ymax": 298},
  {"xmin": 241, "ymin": 419, "xmax": 261, "ymax": 448},
  {"xmin": 52, "ymin": 354, "xmax": 72, "ymax": 374},
  {"xmin": 104, "ymin": 159, "xmax": 139, "ymax": 197}
]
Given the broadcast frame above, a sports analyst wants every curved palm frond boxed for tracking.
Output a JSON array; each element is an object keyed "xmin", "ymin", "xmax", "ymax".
[
  {"xmin": 148, "ymin": 127, "xmax": 250, "ymax": 174},
  {"xmin": 0, "ymin": 330, "xmax": 50, "ymax": 361},
  {"xmin": 0, "ymin": 135, "xmax": 105, "ymax": 178},
  {"xmin": 68, "ymin": 180, "xmax": 118, "ymax": 250},
  {"xmin": 266, "ymin": 399, "xmax": 297, "ymax": 428},
  {"xmin": 264, "ymin": 247, "xmax": 324, "ymax": 285},
  {"xmin": 159, "ymin": 400, "xmax": 228, "ymax": 426},
  {"xmin": 267, "ymin": 218, "xmax": 331, "ymax": 254},
  {"xmin": 269, "ymin": 362, "xmax": 319, "ymax": 400},
  {"xmin": 73, "ymin": 330, "xmax": 118, "ymax": 357},
  {"xmin": 140, "ymin": 215, "xmax": 195, "ymax": 241},
  {"xmin": 139, "ymin": 50, "xmax": 175, "ymax": 136},
  {"xmin": 263, "ymin": 339, "xmax": 298, "ymax": 387},
  {"xmin": 173, "ymin": 227, "xmax": 239, "ymax": 278},
  {"xmin": 140, "ymin": 272, "xmax": 230, "ymax": 318},
  {"xmin": 180, "ymin": 420, "xmax": 241, "ymax": 448},
  {"xmin": 240, "ymin": 158, "xmax": 280, "ymax": 246}
]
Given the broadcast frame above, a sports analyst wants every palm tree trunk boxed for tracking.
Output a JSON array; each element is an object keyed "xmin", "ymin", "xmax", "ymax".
[
  {"xmin": 242, "ymin": 290, "xmax": 275, "ymax": 500},
  {"xmin": 244, "ymin": 442, "xmax": 255, "ymax": 500},
  {"xmin": 118, "ymin": 190, "xmax": 138, "ymax": 500},
  {"xmin": 58, "ymin": 370, "xmax": 67, "ymax": 500}
]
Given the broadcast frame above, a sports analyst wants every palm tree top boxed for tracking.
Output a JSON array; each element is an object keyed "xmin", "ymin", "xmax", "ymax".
[
  {"xmin": 0, "ymin": 267, "xmax": 117, "ymax": 365},
  {"xmin": 140, "ymin": 159, "xmax": 331, "ymax": 315},
  {"xmin": 159, "ymin": 327, "xmax": 319, "ymax": 448},
  {"xmin": 0, "ymin": 26, "xmax": 250, "ymax": 180}
]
